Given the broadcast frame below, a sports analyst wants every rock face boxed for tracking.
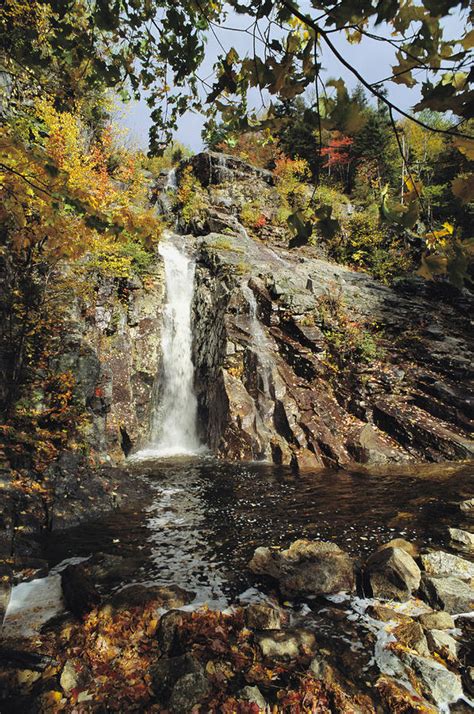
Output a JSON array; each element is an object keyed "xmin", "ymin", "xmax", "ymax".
[
  {"xmin": 187, "ymin": 152, "xmax": 474, "ymax": 468},
  {"xmin": 63, "ymin": 263, "xmax": 166, "ymax": 461},
  {"xmin": 249, "ymin": 539, "xmax": 355, "ymax": 596},
  {"xmin": 364, "ymin": 546, "xmax": 421, "ymax": 601}
]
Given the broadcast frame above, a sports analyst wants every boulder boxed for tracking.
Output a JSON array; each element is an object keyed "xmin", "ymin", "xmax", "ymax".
[
  {"xmin": 245, "ymin": 603, "xmax": 281, "ymax": 631},
  {"xmin": 420, "ymin": 550, "xmax": 474, "ymax": 579},
  {"xmin": 417, "ymin": 610, "xmax": 455, "ymax": 630},
  {"xmin": 249, "ymin": 540, "xmax": 355, "ymax": 596},
  {"xmin": 376, "ymin": 675, "xmax": 437, "ymax": 714},
  {"xmin": 156, "ymin": 610, "xmax": 190, "ymax": 657},
  {"xmin": 393, "ymin": 621, "xmax": 430, "ymax": 657},
  {"xmin": 364, "ymin": 546, "xmax": 421, "ymax": 601},
  {"xmin": 426, "ymin": 629, "xmax": 459, "ymax": 661},
  {"xmin": 420, "ymin": 575, "xmax": 474, "ymax": 614},
  {"xmin": 399, "ymin": 651, "xmax": 463, "ymax": 706},
  {"xmin": 449, "ymin": 527, "xmax": 474, "ymax": 549},
  {"xmin": 256, "ymin": 628, "xmax": 316, "ymax": 660}
]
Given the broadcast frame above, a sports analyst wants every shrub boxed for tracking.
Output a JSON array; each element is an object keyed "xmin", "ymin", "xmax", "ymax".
[
  {"xmin": 273, "ymin": 156, "xmax": 311, "ymax": 224},
  {"xmin": 176, "ymin": 165, "xmax": 208, "ymax": 225}
]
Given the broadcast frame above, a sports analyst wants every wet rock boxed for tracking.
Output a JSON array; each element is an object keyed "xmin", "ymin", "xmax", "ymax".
[
  {"xmin": 249, "ymin": 540, "xmax": 355, "ymax": 596},
  {"xmin": 245, "ymin": 603, "xmax": 281, "ymax": 631},
  {"xmin": 364, "ymin": 546, "xmax": 421, "ymax": 601},
  {"xmin": 60, "ymin": 658, "xmax": 90, "ymax": 694},
  {"xmin": 61, "ymin": 564, "xmax": 101, "ymax": 618},
  {"xmin": 106, "ymin": 584, "xmax": 194, "ymax": 612},
  {"xmin": 449, "ymin": 527, "xmax": 474, "ymax": 549},
  {"xmin": 393, "ymin": 621, "xmax": 430, "ymax": 656},
  {"xmin": 256, "ymin": 628, "xmax": 316, "ymax": 660},
  {"xmin": 420, "ymin": 575, "xmax": 474, "ymax": 614},
  {"xmin": 420, "ymin": 550, "xmax": 474, "ymax": 579},
  {"xmin": 239, "ymin": 685, "xmax": 268, "ymax": 709},
  {"xmin": 417, "ymin": 610, "xmax": 455, "ymax": 630},
  {"xmin": 399, "ymin": 651, "xmax": 463, "ymax": 706},
  {"xmin": 426, "ymin": 629, "xmax": 459, "ymax": 661},
  {"xmin": 377, "ymin": 538, "xmax": 418, "ymax": 558}
]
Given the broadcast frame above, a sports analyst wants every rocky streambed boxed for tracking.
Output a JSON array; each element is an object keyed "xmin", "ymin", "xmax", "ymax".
[{"xmin": 0, "ymin": 459, "xmax": 473, "ymax": 712}]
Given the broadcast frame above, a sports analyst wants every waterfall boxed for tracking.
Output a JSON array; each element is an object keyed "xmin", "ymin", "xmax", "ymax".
[{"xmin": 131, "ymin": 237, "xmax": 201, "ymax": 460}]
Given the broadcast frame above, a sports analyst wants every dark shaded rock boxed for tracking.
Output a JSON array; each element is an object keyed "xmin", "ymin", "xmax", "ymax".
[
  {"xmin": 249, "ymin": 539, "xmax": 355, "ymax": 596},
  {"xmin": 151, "ymin": 653, "xmax": 210, "ymax": 713},
  {"xmin": 61, "ymin": 563, "xmax": 101, "ymax": 618},
  {"xmin": 169, "ymin": 669, "xmax": 211, "ymax": 714},
  {"xmin": 0, "ymin": 648, "xmax": 57, "ymax": 671},
  {"xmin": 364, "ymin": 546, "xmax": 421, "ymax": 600},
  {"xmin": 105, "ymin": 584, "xmax": 194, "ymax": 613},
  {"xmin": 420, "ymin": 575, "xmax": 474, "ymax": 614},
  {"xmin": 156, "ymin": 610, "xmax": 191, "ymax": 657},
  {"xmin": 0, "ymin": 561, "xmax": 12, "ymax": 625}
]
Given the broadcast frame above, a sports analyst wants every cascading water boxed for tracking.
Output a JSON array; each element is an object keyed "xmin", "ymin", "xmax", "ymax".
[{"xmin": 131, "ymin": 236, "xmax": 202, "ymax": 459}]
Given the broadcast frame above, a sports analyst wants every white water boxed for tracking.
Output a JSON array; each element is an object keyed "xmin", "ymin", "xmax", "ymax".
[{"xmin": 131, "ymin": 238, "xmax": 202, "ymax": 460}]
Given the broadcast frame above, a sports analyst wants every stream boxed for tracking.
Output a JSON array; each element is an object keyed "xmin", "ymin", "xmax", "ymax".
[{"xmin": 41, "ymin": 458, "xmax": 474, "ymax": 607}]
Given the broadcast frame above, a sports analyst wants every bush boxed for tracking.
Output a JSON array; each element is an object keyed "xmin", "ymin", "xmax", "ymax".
[
  {"xmin": 176, "ymin": 165, "xmax": 208, "ymax": 225},
  {"xmin": 325, "ymin": 209, "xmax": 414, "ymax": 282}
]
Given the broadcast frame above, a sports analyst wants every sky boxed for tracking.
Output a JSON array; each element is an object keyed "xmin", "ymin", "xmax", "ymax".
[{"xmin": 117, "ymin": 5, "xmax": 466, "ymax": 153}]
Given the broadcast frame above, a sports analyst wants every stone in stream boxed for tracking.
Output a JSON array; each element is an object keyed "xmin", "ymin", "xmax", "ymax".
[
  {"xmin": 426, "ymin": 629, "xmax": 459, "ymax": 661},
  {"xmin": 420, "ymin": 550, "xmax": 474, "ymax": 579},
  {"xmin": 392, "ymin": 621, "xmax": 430, "ymax": 657},
  {"xmin": 366, "ymin": 603, "xmax": 413, "ymax": 623},
  {"xmin": 244, "ymin": 603, "xmax": 281, "ymax": 631},
  {"xmin": 449, "ymin": 527, "xmax": 474, "ymax": 549},
  {"xmin": 399, "ymin": 651, "xmax": 463, "ymax": 706},
  {"xmin": 420, "ymin": 574, "xmax": 474, "ymax": 614},
  {"xmin": 156, "ymin": 610, "xmax": 191, "ymax": 657},
  {"xmin": 256, "ymin": 628, "xmax": 316, "ymax": 660},
  {"xmin": 249, "ymin": 539, "xmax": 355, "ymax": 596},
  {"xmin": 376, "ymin": 675, "xmax": 438, "ymax": 714},
  {"xmin": 460, "ymin": 498, "xmax": 474, "ymax": 514},
  {"xmin": 417, "ymin": 610, "xmax": 455, "ymax": 630},
  {"xmin": 364, "ymin": 546, "xmax": 421, "ymax": 601}
]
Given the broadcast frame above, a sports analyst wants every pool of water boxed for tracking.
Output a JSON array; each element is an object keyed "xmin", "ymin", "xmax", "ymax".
[{"xmin": 42, "ymin": 458, "xmax": 474, "ymax": 606}]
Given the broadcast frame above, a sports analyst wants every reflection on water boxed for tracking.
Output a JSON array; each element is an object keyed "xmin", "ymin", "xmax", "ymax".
[{"xmin": 43, "ymin": 458, "xmax": 474, "ymax": 605}]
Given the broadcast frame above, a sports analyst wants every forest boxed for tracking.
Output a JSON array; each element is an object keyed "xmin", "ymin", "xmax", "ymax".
[{"xmin": 0, "ymin": 1, "xmax": 473, "ymax": 712}]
